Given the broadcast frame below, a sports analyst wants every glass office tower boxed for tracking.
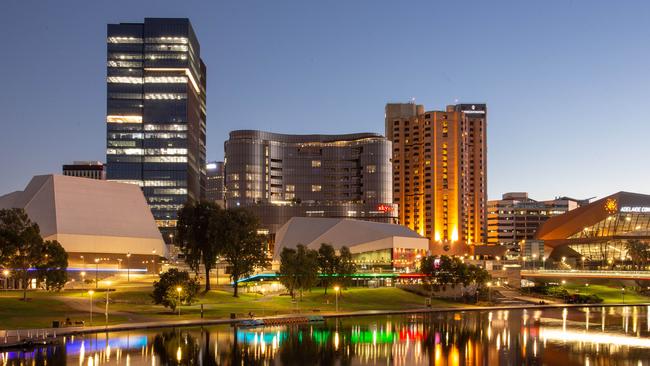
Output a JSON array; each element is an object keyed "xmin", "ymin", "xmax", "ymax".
[{"xmin": 106, "ymin": 18, "xmax": 207, "ymax": 241}]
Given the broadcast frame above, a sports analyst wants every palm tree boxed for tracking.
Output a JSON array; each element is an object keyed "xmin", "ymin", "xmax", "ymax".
[{"xmin": 625, "ymin": 239, "xmax": 649, "ymax": 270}]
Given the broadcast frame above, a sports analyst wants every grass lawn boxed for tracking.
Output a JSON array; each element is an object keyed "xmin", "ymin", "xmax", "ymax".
[
  {"xmin": 0, "ymin": 286, "xmax": 460, "ymax": 330},
  {"xmin": 562, "ymin": 283, "xmax": 650, "ymax": 304}
]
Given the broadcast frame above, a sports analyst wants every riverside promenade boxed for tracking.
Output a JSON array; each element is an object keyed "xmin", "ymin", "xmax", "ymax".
[{"xmin": 2, "ymin": 301, "xmax": 646, "ymax": 347}]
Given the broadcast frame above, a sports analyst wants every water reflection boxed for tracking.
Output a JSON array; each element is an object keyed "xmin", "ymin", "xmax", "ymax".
[{"xmin": 2, "ymin": 306, "xmax": 650, "ymax": 365}]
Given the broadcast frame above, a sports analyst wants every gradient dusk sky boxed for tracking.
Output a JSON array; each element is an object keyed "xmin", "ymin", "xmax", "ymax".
[{"xmin": 1, "ymin": 0, "xmax": 649, "ymax": 201}]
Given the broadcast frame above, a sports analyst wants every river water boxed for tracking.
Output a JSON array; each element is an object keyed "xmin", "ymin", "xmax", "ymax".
[{"xmin": 2, "ymin": 306, "xmax": 650, "ymax": 365}]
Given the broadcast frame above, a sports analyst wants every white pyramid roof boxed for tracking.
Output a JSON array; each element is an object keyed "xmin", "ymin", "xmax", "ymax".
[
  {"xmin": 0, "ymin": 175, "xmax": 166, "ymax": 256},
  {"xmin": 273, "ymin": 217, "xmax": 428, "ymax": 260}
]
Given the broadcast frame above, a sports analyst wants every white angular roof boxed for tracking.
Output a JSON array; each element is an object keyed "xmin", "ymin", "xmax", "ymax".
[
  {"xmin": 273, "ymin": 217, "xmax": 428, "ymax": 259},
  {"xmin": 0, "ymin": 175, "xmax": 166, "ymax": 256}
]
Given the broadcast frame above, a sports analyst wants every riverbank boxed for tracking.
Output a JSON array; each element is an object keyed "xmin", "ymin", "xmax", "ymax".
[
  {"xmin": 2, "ymin": 299, "xmax": 648, "ymax": 344},
  {"xmin": 0, "ymin": 286, "xmax": 464, "ymax": 330},
  {"xmin": 2, "ymin": 284, "xmax": 649, "ymax": 333}
]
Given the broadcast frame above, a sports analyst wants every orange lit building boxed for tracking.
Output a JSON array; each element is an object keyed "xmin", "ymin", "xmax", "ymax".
[{"xmin": 385, "ymin": 102, "xmax": 487, "ymax": 255}]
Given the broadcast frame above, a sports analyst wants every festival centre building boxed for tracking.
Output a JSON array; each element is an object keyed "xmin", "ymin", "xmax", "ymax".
[
  {"xmin": 0, "ymin": 175, "xmax": 167, "ymax": 272},
  {"xmin": 273, "ymin": 217, "xmax": 429, "ymax": 271},
  {"xmin": 535, "ymin": 191, "xmax": 650, "ymax": 264}
]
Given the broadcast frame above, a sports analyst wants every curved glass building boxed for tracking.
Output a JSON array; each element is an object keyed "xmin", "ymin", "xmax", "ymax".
[
  {"xmin": 536, "ymin": 191, "xmax": 650, "ymax": 266},
  {"xmin": 224, "ymin": 130, "xmax": 397, "ymax": 236}
]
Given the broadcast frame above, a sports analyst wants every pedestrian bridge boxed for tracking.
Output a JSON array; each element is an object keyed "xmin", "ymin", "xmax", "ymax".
[{"xmin": 521, "ymin": 270, "xmax": 650, "ymax": 280}]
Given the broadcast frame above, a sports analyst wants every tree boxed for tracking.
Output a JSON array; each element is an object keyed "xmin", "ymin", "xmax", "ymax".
[
  {"xmin": 36, "ymin": 240, "xmax": 68, "ymax": 291},
  {"xmin": 279, "ymin": 247, "xmax": 299, "ymax": 298},
  {"xmin": 626, "ymin": 239, "xmax": 649, "ymax": 270},
  {"xmin": 278, "ymin": 244, "xmax": 319, "ymax": 300},
  {"xmin": 419, "ymin": 255, "xmax": 490, "ymax": 300},
  {"xmin": 220, "ymin": 208, "xmax": 269, "ymax": 297},
  {"xmin": 336, "ymin": 246, "xmax": 356, "ymax": 288},
  {"xmin": 295, "ymin": 245, "xmax": 319, "ymax": 300},
  {"xmin": 317, "ymin": 243, "xmax": 339, "ymax": 294},
  {"xmin": 177, "ymin": 202, "xmax": 222, "ymax": 291},
  {"xmin": 152, "ymin": 268, "xmax": 200, "ymax": 311},
  {"xmin": 0, "ymin": 208, "xmax": 67, "ymax": 300}
]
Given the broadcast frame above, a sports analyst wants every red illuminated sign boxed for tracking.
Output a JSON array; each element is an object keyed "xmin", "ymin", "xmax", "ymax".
[{"xmin": 377, "ymin": 204, "xmax": 393, "ymax": 213}]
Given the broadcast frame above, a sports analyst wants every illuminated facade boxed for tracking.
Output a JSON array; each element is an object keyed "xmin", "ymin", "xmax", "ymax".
[
  {"xmin": 273, "ymin": 217, "xmax": 428, "ymax": 270},
  {"xmin": 105, "ymin": 18, "xmax": 207, "ymax": 240},
  {"xmin": 487, "ymin": 192, "xmax": 589, "ymax": 254},
  {"xmin": 385, "ymin": 102, "xmax": 487, "ymax": 255},
  {"xmin": 536, "ymin": 191, "xmax": 650, "ymax": 264},
  {"xmin": 206, "ymin": 161, "xmax": 225, "ymax": 207},
  {"xmin": 224, "ymin": 130, "xmax": 397, "ymax": 235}
]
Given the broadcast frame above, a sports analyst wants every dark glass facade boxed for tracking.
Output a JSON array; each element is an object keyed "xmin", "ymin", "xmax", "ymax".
[
  {"xmin": 206, "ymin": 161, "xmax": 225, "ymax": 207},
  {"xmin": 105, "ymin": 18, "xmax": 207, "ymax": 239},
  {"xmin": 224, "ymin": 131, "xmax": 397, "ymax": 235}
]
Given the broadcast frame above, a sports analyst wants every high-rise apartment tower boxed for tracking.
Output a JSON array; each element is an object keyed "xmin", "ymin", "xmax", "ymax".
[{"xmin": 385, "ymin": 102, "xmax": 487, "ymax": 254}]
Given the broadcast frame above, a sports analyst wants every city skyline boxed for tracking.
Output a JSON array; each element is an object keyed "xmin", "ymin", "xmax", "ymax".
[{"xmin": 2, "ymin": 1, "xmax": 650, "ymax": 201}]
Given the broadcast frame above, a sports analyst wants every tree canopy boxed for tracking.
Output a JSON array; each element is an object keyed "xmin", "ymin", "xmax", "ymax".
[
  {"xmin": 176, "ymin": 201, "xmax": 223, "ymax": 291},
  {"xmin": 0, "ymin": 208, "xmax": 68, "ymax": 299},
  {"xmin": 279, "ymin": 244, "xmax": 319, "ymax": 300},
  {"xmin": 219, "ymin": 208, "xmax": 269, "ymax": 297}
]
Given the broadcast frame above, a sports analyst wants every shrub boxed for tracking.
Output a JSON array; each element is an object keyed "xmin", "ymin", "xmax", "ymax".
[{"xmin": 152, "ymin": 268, "xmax": 200, "ymax": 311}]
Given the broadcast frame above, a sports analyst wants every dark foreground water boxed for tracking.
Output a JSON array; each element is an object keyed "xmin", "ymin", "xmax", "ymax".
[{"xmin": 2, "ymin": 306, "xmax": 650, "ymax": 365}]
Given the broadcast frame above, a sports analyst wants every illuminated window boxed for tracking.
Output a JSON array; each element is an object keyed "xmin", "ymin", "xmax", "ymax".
[
  {"xmin": 145, "ymin": 37, "xmax": 189, "ymax": 44},
  {"xmin": 146, "ymin": 53, "xmax": 188, "ymax": 61},
  {"xmin": 144, "ymin": 180, "xmax": 186, "ymax": 187},
  {"xmin": 153, "ymin": 188, "xmax": 188, "ymax": 195},
  {"xmin": 144, "ymin": 124, "xmax": 187, "ymax": 131},
  {"xmin": 106, "ymin": 148, "xmax": 144, "ymax": 155},
  {"xmin": 144, "ymin": 93, "xmax": 187, "ymax": 100},
  {"xmin": 144, "ymin": 132, "xmax": 187, "ymax": 139},
  {"xmin": 145, "ymin": 148, "xmax": 187, "ymax": 155},
  {"xmin": 106, "ymin": 116, "xmax": 142, "ymax": 123},
  {"xmin": 145, "ymin": 44, "xmax": 188, "ymax": 52},
  {"xmin": 107, "ymin": 60, "xmax": 142, "ymax": 68},
  {"xmin": 366, "ymin": 165, "xmax": 377, "ymax": 173},
  {"xmin": 366, "ymin": 191, "xmax": 377, "ymax": 199},
  {"xmin": 285, "ymin": 185, "xmax": 295, "ymax": 192},
  {"xmin": 144, "ymin": 76, "xmax": 188, "ymax": 83},
  {"xmin": 107, "ymin": 76, "xmax": 143, "ymax": 84},
  {"xmin": 143, "ymin": 156, "xmax": 187, "ymax": 163},
  {"xmin": 311, "ymin": 160, "xmax": 322, "ymax": 168},
  {"xmin": 108, "ymin": 140, "xmax": 137, "ymax": 147},
  {"xmin": 107, "ymin": 36, "xmax": 143, "ymax": 44},
  {"xmin": 311, "ymin": 185, "xmax": 322, "ymax": 192}
]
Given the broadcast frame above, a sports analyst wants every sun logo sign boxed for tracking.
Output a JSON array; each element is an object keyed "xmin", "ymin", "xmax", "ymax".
[{"xmin": 604, "ymin": 198, "xmax": 618, "ymax": 214}]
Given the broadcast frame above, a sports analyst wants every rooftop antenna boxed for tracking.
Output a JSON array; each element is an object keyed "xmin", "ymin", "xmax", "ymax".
[
  {"xmin": 454, "ymin": 97, "xmax": 459, "ymax": 104},
  {"xmin": 410, "ymin": 97, "xmax": 416, "ymax": 104}
]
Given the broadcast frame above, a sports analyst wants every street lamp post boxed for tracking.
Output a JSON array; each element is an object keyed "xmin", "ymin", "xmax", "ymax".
[
  {"xmin": 126, "ymin": 253, "xmax": 131, "ymax": 283},
  {"xmin": 152, "ymin": 250, "xmax": 157, "ymax": 275},
  {"xmin": 333, "ymin": 286, "xmax": 340, "ymax": 312},
  {"xmin": 176, "ymin": 287, "xmax": 182, "ymax": 316},
  {"xmin": 88, "ymin": 290, "xmax": 95, "ymax": 326},
  {"xmin": 487, "ymin": 282, "xmax": 493, "ymax": 303},
  {"xmin": 622, "ymin": 287, "xmax": 626, "ymax": 304},
  {"xmin": 94, "ymin": 258, "xmax": 99, "ymax": 289},
  {"xmin": 532, "ymin": 254, "xmax": 538, "ymax": 270},
  {"xmin": 542, "ymin": 257, "xmax": 546, "ymax": 270},
  {"xmin": 3, "ymin": 269, "xmax": 9, "ymax": 291},
  {"xmin": 105, "ymin": 281, "xmax": 111, "ymax": 325},
  {"xmin": 80, "ymin": 271, "xmax": 86, "ymax": 289}
]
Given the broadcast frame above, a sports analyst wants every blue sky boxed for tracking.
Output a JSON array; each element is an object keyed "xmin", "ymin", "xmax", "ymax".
[{"xmin": 1, "ymin": 0, "xmax": 649, "ymax": 200}]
